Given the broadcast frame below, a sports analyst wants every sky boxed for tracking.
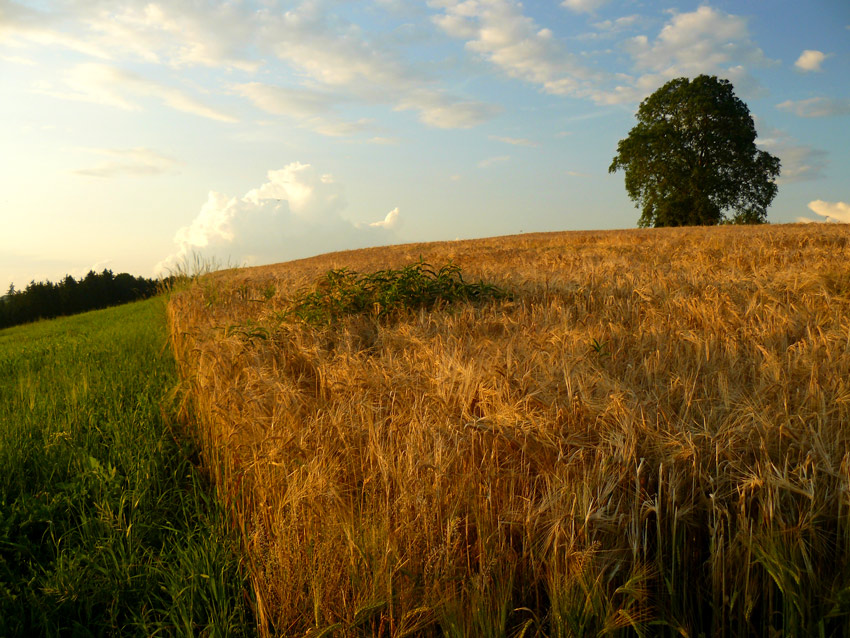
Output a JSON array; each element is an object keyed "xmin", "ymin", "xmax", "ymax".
[{"xmin": 1, "ymin": 0, "xmax": 849, "ymax": 292}]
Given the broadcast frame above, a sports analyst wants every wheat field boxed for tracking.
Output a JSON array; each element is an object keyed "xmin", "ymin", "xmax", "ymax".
[{"xmin": 167, "ymin": 223, "xmax": 850, "ymax": 637}]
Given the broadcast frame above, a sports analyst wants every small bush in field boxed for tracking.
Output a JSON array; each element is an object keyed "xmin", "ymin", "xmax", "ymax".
[{"xmin": 287, "ymin": 260, "xmax": 507, "ymax": 325}]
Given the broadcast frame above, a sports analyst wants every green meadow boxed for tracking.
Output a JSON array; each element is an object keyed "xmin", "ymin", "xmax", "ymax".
[{"xmin": 0, "ymin": 298, "xmax": 254, "ymax": 637}]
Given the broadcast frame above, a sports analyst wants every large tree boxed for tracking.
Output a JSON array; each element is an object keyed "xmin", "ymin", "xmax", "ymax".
[{"xmin": 609, "ymin": 75, "xmax": 780, "ymax": 227}]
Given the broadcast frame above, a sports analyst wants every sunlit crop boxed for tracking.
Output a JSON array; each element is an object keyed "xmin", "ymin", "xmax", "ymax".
[{"xmin": 168, "ymin": 223, "xmax": 850, "ymax": 637}]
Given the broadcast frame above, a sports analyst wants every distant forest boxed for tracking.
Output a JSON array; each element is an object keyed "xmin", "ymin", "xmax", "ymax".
[{"xmin": 0, "ymin": 269, "xmax": 161, "ymax": 329}]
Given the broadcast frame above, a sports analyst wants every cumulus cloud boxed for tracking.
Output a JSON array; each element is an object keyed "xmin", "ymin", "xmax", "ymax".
[
  {"xmin": 157, "ymin": 163, "xmax": 401, "ymax": 273},
  {"xmin": 242, "ymin": 164, "xmax": 343, "ymax": 218},
  {"xmin": 73, "ymin": 148, "xmax": 180, "ymax": 178},
  {"xmin": 804, "ymin": 200, "xmax": 850, "ymax": 223},
  {"xmin": 431, "ymin": 0, "xmax": 597, "ymax": 98},
  {"xmin": 368, "ymin": 207, "xmax": 400, "ymax": 229},
  {"xmin": 618, "ymin": 6, "xmax": 774, "ymax": 101},
  {"xmin": 794, "ymin": 50, "xmax": 829, "ymax": 72},
  {"xmin": 626, "ymin": 7, "xmax": 766, "ymax": 71},
  {"xmin": 777, "ymin": 97, "xmax": 850, "ymax": 118},
  {"xmin": 44, "ymin": 63, "xmax": 237, "ymax": 122}
]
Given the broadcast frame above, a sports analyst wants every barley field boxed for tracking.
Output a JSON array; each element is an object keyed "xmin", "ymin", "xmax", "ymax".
[{"xmin": 168, "ymin": 223, "xmax": 850, "ymax": 637}]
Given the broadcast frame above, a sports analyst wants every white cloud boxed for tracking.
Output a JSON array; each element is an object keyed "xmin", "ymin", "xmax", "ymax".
[
  {"xmin": 396, "ymin": 89, "xmax": 500, "ymax": 128},
  {"xmin": 233, "ymin": 81, "xmax": 373, "ymax": 136},
  {"xmin": 256, "ymin": 1, "xmax": 497, "ymax": 129},
  {"xmin": 618, "ymin": 6, "xmax": 774, "ymax": 102},
  {"xmin": 11, "ymin": 1, "xmax": 260, "ymax": 71},
  {"xmin": 368, "ymin": 207, "xmax": 401, "ymax": 229},
  {"xmin": 233, "ymin": 83, "xmax": 334, "ymax": 119},
  {"xmin": 561, "ymin": 0, "xmax": 609, "ymax": 13},
  {"xmin": 310, "ymin": 118, "xmax": 374, "ymax": 137},
  {"xmin": 779, "ymin": 146, "xmax": 828, "ymax": 183},
  {"xmin": 8, "ymin": 0, "xmax": 497, "ymax": 132},
  {"xmin": 585, "ymin": 15, "xmax": 641, "ymax": 38},
  {"xmin": 757, "ymin": 129, "xmax": 827, "ymax": 183},
  {"xmin": 0, "ymin": 2, "xmax": 111, "ymax": 58},
  {"xmin": 430, "ymin": 0, "xmax": 598, "ymax": 98},
  {"xmin": 794, "ymin": 50, "xmax": 829, "ymax": 72},
  {"xmin": 0, "ymin": 0, "xmax": 260, "ymax": 71},
  {"xmin": 265, "ymin": 18, "xmax": 406, "ymax": 89},
  {"xmin": 777, "ymin": 97, "xmax": 850, "ymax": 118},
  {"xmin": 478, "ymin": 155, "xmax": 510, "ymax": 168},
  {"xmin": 489, "ymin": 135, "xmax": 539, "ymax": 147},
  {"xmin": 157, "ymin": 163, "xmax": 399, "ymax": 274},
  {"xmin": 243, "ymin": 164, "xmax": 344, "ymax": 218},
  {"xmin": 805, "ymin": 200, "xmax": 850, "ymax": 223},
  {"xmin": 431, "ymin": 3, "xmax": 770, "ymax": 107},
  {"xmin": 593, "ymin": 15, "xmax": 640, "ymax": 31},
  {"xmin": 48, "ymin": 63, "xmax": 237, "ymax": 122},
  {"xmin": 73, "ymin": 148, "xmax": 180, "ymax": 178}
]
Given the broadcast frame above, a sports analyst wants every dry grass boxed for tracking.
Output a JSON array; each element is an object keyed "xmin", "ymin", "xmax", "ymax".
[{"xmin": 167, "ymin": 223, "xmax": 850, "ymax": 637}]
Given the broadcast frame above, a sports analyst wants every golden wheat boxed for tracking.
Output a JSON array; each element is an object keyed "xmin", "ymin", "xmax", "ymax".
[{"xmin": 168, "ymin": 223, "xmax": 850, "ymax": 637}]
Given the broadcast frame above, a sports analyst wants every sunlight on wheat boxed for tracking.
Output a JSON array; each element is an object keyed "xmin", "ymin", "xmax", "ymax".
[{"xmin": 168, "ymin": 224, "xmax": 850, "ymax": 637}]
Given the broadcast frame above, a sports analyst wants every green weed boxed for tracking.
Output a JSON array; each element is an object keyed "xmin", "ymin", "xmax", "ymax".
[{"xmin": 287, "ymin": 260, "xmax": 507, "ymax": 326}]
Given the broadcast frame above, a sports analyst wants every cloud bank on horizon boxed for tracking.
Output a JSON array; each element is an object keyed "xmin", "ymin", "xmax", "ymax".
[
  {"xmin": 799, "ymin": 200, "xmax": 850, "ymax": 224},
  {"xmin": 156, "ymin": 163, "xmax": 401, "ymax": 274}
]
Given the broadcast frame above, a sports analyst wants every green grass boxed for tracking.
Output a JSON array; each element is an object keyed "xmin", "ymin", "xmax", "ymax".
[{"xmin": 0, "ymin": 298, "xmax": 254, "ymax": 637}]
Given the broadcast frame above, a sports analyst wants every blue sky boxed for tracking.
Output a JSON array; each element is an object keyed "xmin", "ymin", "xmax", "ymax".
[{"xmin": 1, "ymin": 0, "xmax": 848, "ymax": 291}]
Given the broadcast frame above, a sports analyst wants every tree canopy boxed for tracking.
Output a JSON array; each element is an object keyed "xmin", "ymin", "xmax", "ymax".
[{"xmin": 609, "ymin": 75, "xmax": 781, "ymax": 227}]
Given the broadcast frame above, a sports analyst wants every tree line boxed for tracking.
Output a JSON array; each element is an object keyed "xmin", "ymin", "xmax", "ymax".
[{"xmin": 0, "ymin": 269, "xmax": 161, "ymax": 329}]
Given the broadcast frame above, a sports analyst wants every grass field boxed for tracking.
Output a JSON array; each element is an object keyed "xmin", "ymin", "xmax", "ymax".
[
  {"xmin": 168, "ymin": 223, "xmax": 850, "ymax": 637},
  {"xmin": 0, "ymin": 298, "xmax": 255, "ymax": 636}
]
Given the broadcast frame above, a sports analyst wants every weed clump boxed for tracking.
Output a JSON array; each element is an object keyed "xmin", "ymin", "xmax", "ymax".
[{"xmin": 287, "ymin": 260, "xmax": 507, "ymax": 325}]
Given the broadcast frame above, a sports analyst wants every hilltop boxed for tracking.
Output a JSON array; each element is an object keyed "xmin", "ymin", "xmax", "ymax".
[{"xmin": 168, "ymin": 223, "xmax": 850, "ymax": 637}]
